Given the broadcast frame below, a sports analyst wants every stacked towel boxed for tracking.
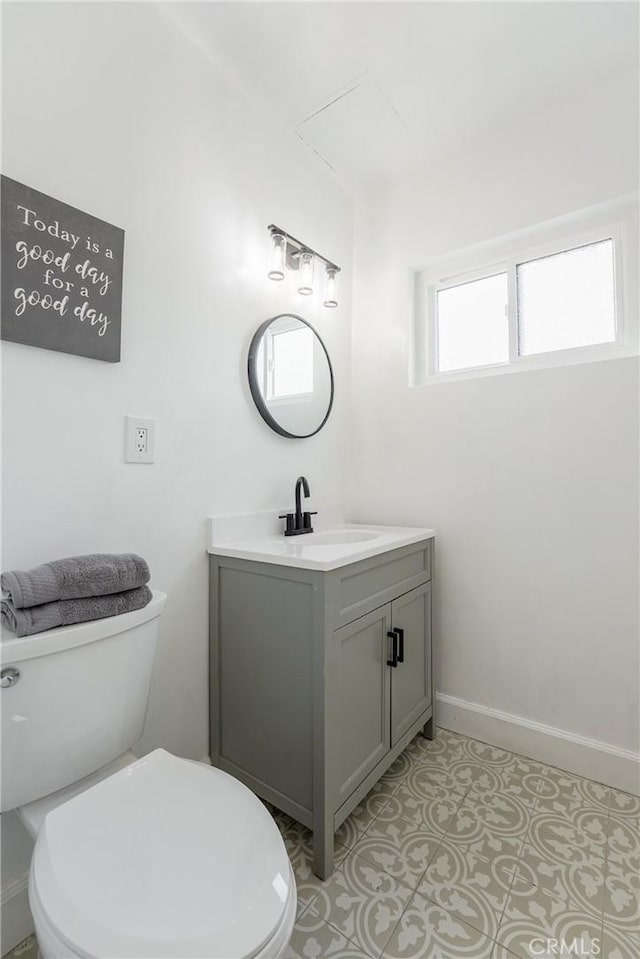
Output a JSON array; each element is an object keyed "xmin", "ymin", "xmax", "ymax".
[
  {"xmin": 1, "ymin": 553, "xmax": 149, "ymax": 608},
  {"xmin": 1, "ymin": 587, "xmax": 152, "ymax": 637},
  {"xmin": 1, "ymin": 553, "xmax": 152, "ymax": 637}
]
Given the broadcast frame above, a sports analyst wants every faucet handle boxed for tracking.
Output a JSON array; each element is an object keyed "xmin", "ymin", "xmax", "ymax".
[
  {"xmin": 302, "ymin": 511, "xmax": 317, "ymax": 531},
  {"xmin": 278, "ymin": 513, "xmax": 295, "ymax": 534}
]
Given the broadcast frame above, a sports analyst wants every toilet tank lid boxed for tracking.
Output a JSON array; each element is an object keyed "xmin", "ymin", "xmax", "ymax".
[{"xmin": 0, "ymin": 589, "xmax": 166, "ymax": 665}]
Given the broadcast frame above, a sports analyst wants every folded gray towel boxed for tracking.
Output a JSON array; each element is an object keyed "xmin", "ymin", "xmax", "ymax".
[
  {"xmin": 1, "ymin": 586, "xmax": 152, "ymax": 637},
  {"xmin": 1, "ymin": 553, "xmax": 149, "ymax": 609}
]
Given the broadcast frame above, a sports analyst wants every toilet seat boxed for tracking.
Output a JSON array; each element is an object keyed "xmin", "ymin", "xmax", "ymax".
[
  {"xmin": 29, "ymin": 749, "xmax": 296, "ymax": 959},
  {"xmin": 30, "ymin": 868, "xmax": 296, "ymax": 959}
]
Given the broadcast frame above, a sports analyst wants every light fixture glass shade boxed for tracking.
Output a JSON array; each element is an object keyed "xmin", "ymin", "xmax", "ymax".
[
  {"xmin": 267, "ymin": 232, "xmax": 286, "ymax": 281},
  {"xmin": 298, "ymin": 252, "xmax": 315, "ymax": 295},
  {"xmin": 323, "ymin": 267, "xmax": 338, "ymax": 308}
]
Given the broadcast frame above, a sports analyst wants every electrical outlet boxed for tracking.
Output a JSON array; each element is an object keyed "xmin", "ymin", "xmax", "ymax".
[
  {"xmin": 135, "ymin": 428, "xmax": 148, "ymax": 454},
  {"xmin": 125, "ymin": 416, "xmax": 155, "ymax": 463}
]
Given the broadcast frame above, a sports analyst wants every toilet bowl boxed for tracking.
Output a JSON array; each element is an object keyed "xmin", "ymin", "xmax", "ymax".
[
  {"xmin": 1, "ymin": 590, "xmax": 295, "ymax": 959},
  {"xmin": 26, "ymin": 749, "xmax": 296, "ymax": 959}
]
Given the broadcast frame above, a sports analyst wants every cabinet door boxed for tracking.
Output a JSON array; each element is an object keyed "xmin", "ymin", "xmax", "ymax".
[
  {"xmin": 390, "ymin": 583, "xmax": 432, "ymax": 746},
  {"xmin": 334, "ymin": 605, "xmax": 392, "ymax": 804}
]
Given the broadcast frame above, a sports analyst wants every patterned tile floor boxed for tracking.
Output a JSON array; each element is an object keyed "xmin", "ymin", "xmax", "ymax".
[
  {"xmin": 4, "ymin": 728, "xmax": 638, "ymax": 959},
  {"xmin": 2, "ymin": 936, "xmax": 36, "ymax": 959},
  {"xmin": 270, "ymin": 728, "xmax": 640, "ymax": 959}
]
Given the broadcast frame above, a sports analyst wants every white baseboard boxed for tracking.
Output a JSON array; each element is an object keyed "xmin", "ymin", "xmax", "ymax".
[
  {"xmin": 0, "ymin": 873, "xmax": 33, "ymax": 956},
  {"xmin": 436, "ymin": 692, "xmax": 640, "ymax": 796}
]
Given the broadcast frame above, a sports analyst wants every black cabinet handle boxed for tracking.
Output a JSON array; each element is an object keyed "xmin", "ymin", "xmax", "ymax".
[
  {"xmin": 394, "ymin": 627, "xmax": 405, "ymax": 663},
  {"xmin": 386, "ymin": 630, "xmax": 398, "ymax": 667}
]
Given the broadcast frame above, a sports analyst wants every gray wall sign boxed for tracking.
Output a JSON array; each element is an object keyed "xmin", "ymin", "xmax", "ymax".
[{"xmin": 1, "ymin": 176, "xmax": 124, "ymax": 362}]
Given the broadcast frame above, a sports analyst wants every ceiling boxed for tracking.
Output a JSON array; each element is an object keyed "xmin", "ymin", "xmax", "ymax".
[{"xmin": 168, "ymin": 2, "xmax": 640, "ymax": 193}]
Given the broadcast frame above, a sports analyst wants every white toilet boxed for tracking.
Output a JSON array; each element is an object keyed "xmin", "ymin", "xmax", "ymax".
[{"xmin": 1, "ymin": 590, "xmax": 296, "ymax": 959}]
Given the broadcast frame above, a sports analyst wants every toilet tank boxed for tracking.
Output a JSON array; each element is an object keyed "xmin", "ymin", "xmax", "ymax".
[{"xmin": 0, "ymin": 590, "xmax": 166, "ymax": 811}]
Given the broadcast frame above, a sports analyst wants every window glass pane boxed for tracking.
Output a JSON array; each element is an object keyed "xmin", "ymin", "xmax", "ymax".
[
  {"xmin": 436, "ymin": 273, "xmax": 509, "ymax": 372},
  {"xmin": 517, "ymin": 239, "xmax": 615, "ymax": 356},
  {"xmin": 272, "ymin": 327, "xmax": 314, "ymax": 397}
]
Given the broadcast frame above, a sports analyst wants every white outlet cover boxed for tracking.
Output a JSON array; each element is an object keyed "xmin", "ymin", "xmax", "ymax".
[{"xmin": 125, "ymin": 416, "xmax": 155, "ymax": 464}]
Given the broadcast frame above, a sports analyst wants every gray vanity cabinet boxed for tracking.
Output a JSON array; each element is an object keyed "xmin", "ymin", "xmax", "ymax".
[
  {"xmin": 334, "ymin": 605, "xmax": 392, "ymax": 806},
  {"xmin": 334, "ymin": 582, "xmax": 432, "ymax": 805},
  {"xmin": 209, "ymin": 537, "xmax": 434, "ymax": 879},
  {"xmin": 390, "ymin": 582, "xmax": 432, "ymax": 744}
]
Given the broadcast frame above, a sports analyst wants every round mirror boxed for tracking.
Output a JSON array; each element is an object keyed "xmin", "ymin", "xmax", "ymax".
[{"xmin": 248, "ymin": 314, "xmax": 334, "ymax": 438}]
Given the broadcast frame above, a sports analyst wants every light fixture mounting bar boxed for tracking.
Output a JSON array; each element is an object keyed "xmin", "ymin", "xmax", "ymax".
[{"xmin": 268, "ymin": 224, "xmax": 340, "ymax": 273}]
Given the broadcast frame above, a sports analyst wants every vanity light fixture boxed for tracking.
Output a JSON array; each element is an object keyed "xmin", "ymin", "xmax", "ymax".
[
  {"xmin": 267, "ymin": 231, "xmax": 287, "ymax": 281},
  {"xmin": 267, "ymin": 224, "xmax": 340, "ymax": 308},
  {"xmin": 297, "ymin": 252, "xmax": 314, "ymax": 296},
  {"xmin": 323, "ymin": 267, "xmax": 338, "ymax": 309}
]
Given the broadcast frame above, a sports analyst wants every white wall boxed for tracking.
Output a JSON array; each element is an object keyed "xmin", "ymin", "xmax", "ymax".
[
  {"xmin": 0, "ymin": 3, "xmax": 353, "ymax": 948},
  {"xmin": 350, "ymin": 67, "xmax": 640, "ymax": 788}
]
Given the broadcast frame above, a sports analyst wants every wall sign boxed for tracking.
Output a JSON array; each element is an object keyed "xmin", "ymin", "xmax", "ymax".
[{"xmin": 1, "ymin": 176, "xmax": 124, "ymax": 362}]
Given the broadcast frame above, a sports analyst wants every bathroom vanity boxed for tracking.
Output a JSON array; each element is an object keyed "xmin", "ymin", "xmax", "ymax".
[{"xmin": 208, "ymin": 522, "xmax": 435, "ymax": 878}]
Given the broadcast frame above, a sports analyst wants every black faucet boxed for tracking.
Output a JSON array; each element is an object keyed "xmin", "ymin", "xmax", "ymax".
[{"xmin": 279, "ymin": 476, "xmax": 317, "ymax": 536}]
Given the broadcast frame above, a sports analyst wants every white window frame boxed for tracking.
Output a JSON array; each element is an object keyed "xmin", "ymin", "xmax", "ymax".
[
  {"xmin": 263, "ymin": 317, "xmax": 315, "ymax": 405},
  {"xmin": 413, "ymin": 195, "xmax": 638, "ymax": 386}
]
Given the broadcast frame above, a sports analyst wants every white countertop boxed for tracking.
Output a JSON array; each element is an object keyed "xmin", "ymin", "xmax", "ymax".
[{"xmin": 207, "ymin": 521, "xmax": 435, "ymax": 571}]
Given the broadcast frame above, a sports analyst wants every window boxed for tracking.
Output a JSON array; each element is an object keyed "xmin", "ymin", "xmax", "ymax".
[
  {"xmin": 254, "ymin": 322, "xmax": 315, "ymax": 402},
  {"xmin": 268, "ymin": 325, "xmax": 314, "ymax": 399},
  {"xmin": 517, "ymin": 240, "xmax": 615, "ymax": 356},
  {"xmin": 417, "ymin": 199, "xmax": 637, "ymax": 384},
  {"xmin": 436, "ymin": 272, "xmax": 508, "ymax": 372}
]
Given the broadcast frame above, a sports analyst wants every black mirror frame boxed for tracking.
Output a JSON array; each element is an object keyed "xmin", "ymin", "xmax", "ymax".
[{"xmin": 247, "ymin": 314, "xmax": 335, "ymax": 439}]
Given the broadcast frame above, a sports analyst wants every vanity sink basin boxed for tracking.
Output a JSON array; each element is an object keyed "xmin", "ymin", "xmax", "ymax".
[
  {"xmin": 207, "ymin": 518, "xmax": 436, "ymax": 571},
  {"xmin": 308, "ymin": 530, "xmax": 379, "ymax": 545}
]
